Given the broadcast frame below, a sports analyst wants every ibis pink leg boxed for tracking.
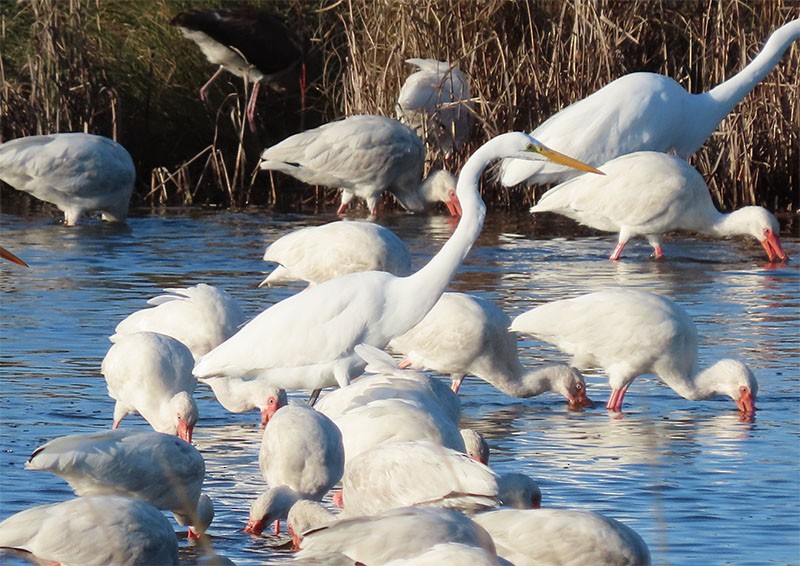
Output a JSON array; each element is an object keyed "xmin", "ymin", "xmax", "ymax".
[{"xmin": 200, "ymin": 66, "xmax": 225, "ymax": 102}]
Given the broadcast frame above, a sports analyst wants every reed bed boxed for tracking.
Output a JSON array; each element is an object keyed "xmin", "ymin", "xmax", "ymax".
[{"xmin": 1, "ymin": 0, "xmax": 797, "ymax": 214}]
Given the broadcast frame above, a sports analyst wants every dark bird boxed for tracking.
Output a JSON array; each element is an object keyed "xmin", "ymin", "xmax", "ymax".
[{"xmin": 171, "ymin": 7, "xmax": 307, "ymax": 131}]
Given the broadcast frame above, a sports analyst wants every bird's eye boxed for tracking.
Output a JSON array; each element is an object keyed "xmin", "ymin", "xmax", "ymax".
[
  {"xmin": 576, "ymin": 383, "xmax": 583, "ymax": 390},
  {"xmin": 739, "ymin": 386, "xmax": 748, "ymax": 394},
  {"xmin": 268, "ymin": 398, "xmax": 275, "ymax": 405}
]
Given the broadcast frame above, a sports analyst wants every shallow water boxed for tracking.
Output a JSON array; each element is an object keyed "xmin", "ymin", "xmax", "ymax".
[{"xmin": 0, "ymin": 208, "xmax": 798, "ymax": 565}]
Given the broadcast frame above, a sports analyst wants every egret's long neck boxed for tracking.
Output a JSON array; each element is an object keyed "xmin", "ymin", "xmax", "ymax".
[
  {"xmin": 398, "ymin": 144, "xmax": 489, "ymax": 324},
  {"xmin": 702, "ymin": 21, "xmax": 800, "ymax": 122}
]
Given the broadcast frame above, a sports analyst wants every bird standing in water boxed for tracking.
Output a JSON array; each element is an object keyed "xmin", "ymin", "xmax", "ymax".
[{"xmin": 172, "ymin": 7, "xmax": 307, "ymax": 131}]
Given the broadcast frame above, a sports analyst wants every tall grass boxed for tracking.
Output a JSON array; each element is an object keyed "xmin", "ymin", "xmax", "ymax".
[{"xmin": 1, "ymin": 0, "xmax": 798, "ymax": 214}]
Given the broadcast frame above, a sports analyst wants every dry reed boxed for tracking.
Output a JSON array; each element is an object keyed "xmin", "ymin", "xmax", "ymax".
[{"xmin": 1, "ymin": 0, "xmax": 798, "ymax": 214}]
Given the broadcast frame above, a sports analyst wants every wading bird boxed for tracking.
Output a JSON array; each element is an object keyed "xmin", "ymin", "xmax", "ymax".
[
  {"xmin": 195, "ymin": 132, "xmax": 602, "ymax": 403},
  {"xmin": 261, "ymin": 221, "xmax": 411, "ymax": 287},
  {"xmin": 396, "ymin": 58, "xmax": 474, "ymax": 157},
  {"xmin": 510, "ymin": 289, "xmax": 758, "ymax": 415},
  {"xmin": 389, "ymin": 292, "xmax": 592, "ymax": 408},
  {"xmin": 529, "ymin": 151, "xmax": 787, "ymax": 262},
  {"xmin": 171, "ymin": 7, "xmax": 306, "ymax": 131},
  {"xmin": 499, "ymin": 19, "xmax": 800, "ymax": 186},
  {"xmin": 0, "ymin": 133, "xmax": 135, "ymax": 226},
  {"xmin": 259, "ymin": 115, "xmax": 461, "ymax": 216}
]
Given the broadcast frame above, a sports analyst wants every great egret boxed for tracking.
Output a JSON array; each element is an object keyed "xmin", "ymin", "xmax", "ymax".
[
  {"xmin": 510, "ymin": 289, "xmax": 758, "ymax": 414},
  {"xmin": 396, "ymin": 58, "xmax": 474, "ymax": 157},
  {"xmin": 499, "ymin": 19, "xmax": 800, "ymax": 186},
  {"xmin": 171, "ymin": 7, "xmax": 306, "ymax": 131},
  {"xmin": 0, "ymin": 496, "xmax": 179, "ymax": 566},
  {"xmin": 259, "ymin": 115, "xmax": 461, "ymax": 216},
  {"xmin": 0, "ymin": 133, "xmax": 135, "ymax": 225},
  {"xmin": 195, "ymin": 132, "xmax": 602, "ymax": 402},
  {"xmin": 529, "ymin": 151, "xmax": 787, "ymax": 262}
]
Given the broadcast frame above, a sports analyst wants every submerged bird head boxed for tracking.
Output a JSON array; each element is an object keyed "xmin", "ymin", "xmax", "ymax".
[
  {"xmin": 707, "ymin": 359, "xmax": 758, "ymax": 415},
  {"xmin": 552, "ymin": 366, "xmax": 595, "ymax": 410},
  {"xmin": 418, "ymin": 169, "xmax": 461, "ymax": 216},
  {"xmin": 245, "ymin": 486, "xmax": 300, "ymax": 536},
  {"xmin": 497, "ymin": 472, "xmax": 542, "ymax": 509},
  {"xmin": 735, "ymin": 206, "xmax": 788, "ymax": 263}
]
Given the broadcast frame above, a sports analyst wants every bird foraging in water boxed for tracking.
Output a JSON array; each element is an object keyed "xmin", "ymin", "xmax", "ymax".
[
  {"xmin": 529, "ymin": 151, "xmax": 787, "ymax": 262},
  {"xmin": 510, "ymin": 289, "xmax": 758, "ymax": 415},
  {"xmin": 260, "ymin": 221, "xmax": 411, "ymax": 287},
  {"xmin": 259, "ymin": 115, "xmax": 461, "ymax": 217},
  {"xmin": 499, "ymin": 18, "xmax": 800, "ymax": 186},
  {"xmin": 171, "ymin": 7, "xmax": 307, "ymax": 131},
  {"xmin": 0, "ymin": 133, "xmax": 135, "ymax": 226},
  {"xmin": 196, "ymin": 131, "xmax": 602, "ymax": 404}
]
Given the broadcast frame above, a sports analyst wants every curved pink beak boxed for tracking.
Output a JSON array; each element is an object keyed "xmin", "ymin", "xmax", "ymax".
[
  {"xmin": 568, "ymin": 388, "xmax": 595, "ymax": 411},
  {"xmin": 736, "ymin": 389, "xmax": 756, "ymax": 415},
  {"xmin": 244, "ymin": 518, "xmax": 265, "ymax": 536},
  {"xmin": 445, "ymin": 195, "xmax": 462, "ymax": 217},
  {"xmin": 761, "ymin": 231, "xmax": 788, "ymax": 263},
  {"xmin": 177, "ymin": 421, "xmax": 193, "ymax": 443}
]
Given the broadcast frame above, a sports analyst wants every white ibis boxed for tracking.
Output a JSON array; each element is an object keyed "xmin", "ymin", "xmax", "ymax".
[
  {"xmin": 260, "ymin": 220, "xmax": 411, "ymax": 287},
  {"xmin": 0, "ymin": 133, "xmax": 135, "ymax": 226},
  {"xmin": 396, "ymin": 58, "xmax": 474, "ymax": 157},
  {"xmin": 113, "ymin": 284, "xmax": 247, "ymax": 361},
  {"xmin": 194, "ymin": 133, "xmax": 602, "ymax": 403},
  {"xmin": 25, "ymin": 429, "xmax": 210, "ymax": 537},
  {"xmin": 259, "ymin": 115, "xmax": 461, "ymax": 216},
  {"xmin": 291, "ymin": 505, "xmax": 498, "ymax": 564},
  {"xmin": 246, "ymin": 404, "xmax": 344, "ymax": 536},
  {"xmin": 474, "ymin": 508, "xmax": 651, "ymax": 566},
  {"xmin": 102, "ymin": 331, "xmax": 199, "ymax": 442},
  {"xmin": 389, "ymin": 292, "xmax": 593, "ymax": 408},
  {"xmin": 499, "ymin": 19, "xmax": 800, "ymax": 186},
  {"xmin": 529, "ymin": 151, "xmax": 787, "ymax": 262},
  {"xmin": 510, "ymin": 289, "xmax": 759, "ymax": 415},
  {"xmin": 171, "ymin": 7, "xmax": 307, "ymax": 131},
  {"xmin": 0, "ymin": 496, "xmax": 179, "ymax": 566}
]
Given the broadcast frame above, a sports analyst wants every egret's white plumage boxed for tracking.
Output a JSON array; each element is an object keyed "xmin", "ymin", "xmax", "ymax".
[
  {"xmin": 0, "ymin": 133, "xmax": 135, "ymax": 225},
  {"xmin": 246, "ymin": 404, "xmax": 344, "ymax": 535},
  {"xmin": 25, "ymin": 429, "xmax": 208, "ymax": 534},
  {"xmin": 341, "ymin": 440, "xmax": 499, "ymax": 516},
  {"xmin": 499, "ymin": 19, "xmax": 800, "ymax": 186},
  {"xmin": 0, "ymin": 496, "xmax": 179, "ymax": 566},
  {"xmin": 293, "ymin": 506, "xmax": 497, "ymax": 564},
  {"xmin": 389, "ymin": 292, "xmax": 592, "ymax": 407},
  {"xmin": 261, "ymin": 221, "xmax": 411, "ymax": 287},
  {"xmin": 197, "ymin": 132, "xmax": 601, "ymax": 398},
  {"xmin": 259, "ymin": 115, "xmax": 460, "ymax": 216},
  {"xmin": 396, "ymin": 58, "xmax": 474, "ymax": 157},
  {"xmin": 530, "ymin": 151, "xmax": 787, "ymax": 262},
  {"xmin": 102, "ymin": 331, "xmax": 198, "ymax": 441},
  {"xmin": 510, "ymin": 289, "xmax": 758, "ymax": 414},
  {"xmin": 474, "ymin": 508, "xmax": 651, "ymax": 566},
  {"xmin": 113, "ymin": 284, "xmax": 246, "ymax": 361}
]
